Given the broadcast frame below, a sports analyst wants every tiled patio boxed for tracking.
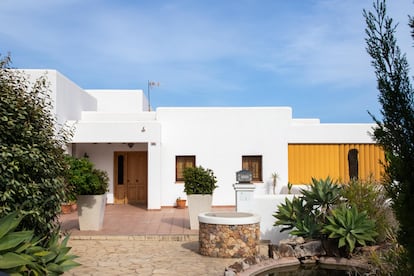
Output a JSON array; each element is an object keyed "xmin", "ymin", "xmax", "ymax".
[{"xmin": 59, "ymin": 204, "xmax": 235, "ymax": 237}]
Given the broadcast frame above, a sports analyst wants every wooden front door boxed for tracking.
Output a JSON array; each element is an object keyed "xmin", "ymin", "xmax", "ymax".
[{"xmin": 114, "ymin": 152, "xmax": 148, "ymax": 204}]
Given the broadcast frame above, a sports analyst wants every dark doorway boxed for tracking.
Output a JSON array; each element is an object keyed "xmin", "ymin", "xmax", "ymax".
[{"xmin": 348, "ymin": 149, "xmax": 359, "ymax": 180}]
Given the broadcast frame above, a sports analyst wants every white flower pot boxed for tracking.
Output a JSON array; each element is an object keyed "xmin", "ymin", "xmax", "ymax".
[
  {"xmin": 187, "ymin": 194, "xmax": 212, "ymax": 230},
  {"xmin": 77, "ymin": 194, "xmax": 106, "ymax": 231}
]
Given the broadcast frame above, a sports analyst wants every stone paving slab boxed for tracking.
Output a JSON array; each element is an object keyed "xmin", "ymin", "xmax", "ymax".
[
  {"xmin": 60, "ymin": 205, "xmax": 253, "ymax": 275},
  {"xmin": 64, "ymin": 238, "xmax": 246, "ymax": 276}
]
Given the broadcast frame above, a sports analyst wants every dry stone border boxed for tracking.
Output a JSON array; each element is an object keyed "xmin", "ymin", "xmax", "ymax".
[{"xmin": 224, "ymin": 237, "xmax": 372, "ymax": 275}]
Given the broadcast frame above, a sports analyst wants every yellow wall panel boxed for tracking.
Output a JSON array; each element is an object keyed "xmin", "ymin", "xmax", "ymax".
[{"xmin": 288, "ymin": 144, "xmax": 385, "ymax": 184}]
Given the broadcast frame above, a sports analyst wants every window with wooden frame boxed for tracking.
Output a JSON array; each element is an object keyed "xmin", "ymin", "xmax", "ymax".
[
  {"xmin": 176, "ymin": 156, "xmax": 196, "ymax": 182},
  {"xmin": 242, "ymin": 155, "xmax": 262, "ymax": 182}
]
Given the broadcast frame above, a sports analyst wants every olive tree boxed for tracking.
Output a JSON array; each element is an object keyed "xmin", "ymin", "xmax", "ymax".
[
  {"xmin": 364, "ymin": 0, "xmax": 414, "ymax": 268},
  {"xmin": 0, "ymin": 54, "xmax": 70, "ymax": 239}
]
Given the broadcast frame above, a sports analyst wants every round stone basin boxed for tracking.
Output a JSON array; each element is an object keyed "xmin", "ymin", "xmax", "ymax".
[
  {"xmin": 198, "ymin": 212, "xmax": 261, "ymax": 224},
  {"xmin": 198, "ymin": 212, "xmax": 261, "ymax": 258}
]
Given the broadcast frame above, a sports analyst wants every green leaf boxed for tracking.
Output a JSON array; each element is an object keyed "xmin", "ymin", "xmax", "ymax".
[
  {"xmin": 46, "ymin": 263, "xmax": 64, "ymax": 274},
  {"xmin": 59, "ymin": 259, "xmax": 81, "ymax": 271},
  {"xmin": 25, "ymin": 246, "xmax": 45, "ymax": 254},
  {"xmin": 346, "ymin": 235, "xmax": 356, "ymax": 253},
  {"xmin": 0, "ymin": 212, "xmax": 24, "ymax": 240},
  {"xmin": 54, "ymin": 247, "xmax": 70, "ymax": 263},
  {"xmin": 0, "ymin": 231, "xmax": 33, "ymax": 251},
  {"xmin": 13, "ymin": 241, "xmax": 32, "ymax": 254},
  {"xmin": 338, "ymin": 237, "xmax": 346, "ymax": 248},
  {"xmin": 60, "ymin": 235, "xmax": 70, "ymax": 248},
  {"xmin": 37, "ymin": 251, "xmax": 58, "ymax": 263},
  {"xmin": 0, "ymin": 252, "xmax": 32, "ymax": 269}
]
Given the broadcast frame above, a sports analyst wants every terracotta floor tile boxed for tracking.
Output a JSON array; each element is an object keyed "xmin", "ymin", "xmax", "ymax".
[{"xmin": 59, "ymin": 204, "xmax": 234, "ymax": 237}]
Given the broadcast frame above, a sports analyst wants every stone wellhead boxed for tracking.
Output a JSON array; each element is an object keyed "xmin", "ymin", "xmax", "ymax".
[{"xmin": 198, "ymin": 212, "xmax": 261, "ymax": 258}]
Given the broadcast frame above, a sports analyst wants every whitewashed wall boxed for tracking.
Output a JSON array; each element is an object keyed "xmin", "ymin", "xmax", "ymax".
[
  {"xmin": 24, "ymin": 70, "xmax": 97, "ymax": 125},
  {"xmin": 157, "ymin": 107, "xmax": 292, "ymax": 207},
  {"xmin": 289, "ymin": 121, "xmax": 376, "ymax": 143},
  {"xmin": 253, "ymin": 194, "xmax": 294, "ymax": 244},
  {"xmin": 86, "ymin": 89, "xmax": 147, "ymax": 112}
]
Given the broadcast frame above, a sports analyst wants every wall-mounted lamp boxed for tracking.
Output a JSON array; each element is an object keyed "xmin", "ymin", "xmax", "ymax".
[
  {"xmin": 141, "ymin": 127, "xmax": 146, "ymax": 132},
  {"xmin": 127, "ymin": 143, "xmax": 134, "ymax": 148}
]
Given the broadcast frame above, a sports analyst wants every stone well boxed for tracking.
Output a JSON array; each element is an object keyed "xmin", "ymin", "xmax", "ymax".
[{"xmin": 198, "ymin": 212, "xmax": 261, "ymax": 258}]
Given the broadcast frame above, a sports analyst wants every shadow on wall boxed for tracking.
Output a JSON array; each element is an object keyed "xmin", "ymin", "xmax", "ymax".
[
  {"xmin": 279, "ymin": 185, "xmax": 310, "ymax": 195},
  {"xmin": 253, "ymin": 193, "xmax": 300, "ymax": 244}
]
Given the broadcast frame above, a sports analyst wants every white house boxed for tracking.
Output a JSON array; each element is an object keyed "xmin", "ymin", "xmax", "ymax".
[{"xmin": 24, "ymin": 69, "xmax": 383, "ymax": 211}]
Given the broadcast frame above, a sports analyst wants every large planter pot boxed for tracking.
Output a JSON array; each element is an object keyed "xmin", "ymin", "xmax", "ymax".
[
  {"xmin": 77, "ymin": 194, "xmax": 106, "ymax": 231},
  {"xmin": 187, "ymin": 194, "xmax": 212, "ymax": 230}
]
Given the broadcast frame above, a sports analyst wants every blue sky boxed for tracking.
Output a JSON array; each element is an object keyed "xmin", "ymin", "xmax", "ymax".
[{"xmin": 1, "ymin": 0, "xmax": 413, "ymax": 122}]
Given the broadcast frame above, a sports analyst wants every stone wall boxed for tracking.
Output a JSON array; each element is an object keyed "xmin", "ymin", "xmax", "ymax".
[{"xmin": 199, "ymin": 222, "xmax": 260, "ymax": 258}]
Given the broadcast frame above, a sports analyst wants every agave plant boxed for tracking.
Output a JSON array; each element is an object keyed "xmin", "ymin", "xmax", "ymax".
[
  {"xmin": 323, "ymin": 204, "xmax": 378, "ymax": 256},
  {"xmin": 290, "ymin": 213, "xmax": 323, "ymax": 239},
  {"xmin": 301, "ymin": 177, "xmax": 342, "ymax": 216},
  {"xmin": 0, "ymin": 211, "xmax": 79, "ymax": 275},
  {"xmin": 273, "ymin": 196, "xmax": 308, "ymax": 232}
]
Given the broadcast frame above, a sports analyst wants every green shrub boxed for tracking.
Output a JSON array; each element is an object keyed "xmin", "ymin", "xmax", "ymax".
[
  {"xmin": 183, "ymin": 166, "xmax": 217, "ymax": 195},
  {"xmin": 0, "ymin": 211, "xmax": 79, "ymax": 275},
  {"xmin": 365, "ymin": 0, "xmax": 414, "ymax": 267},
  {"xmin": 65, "ymin": 156, "xmax": 109, "ymax": 195},
  {"xmin": 341, "ymin": 178, "xmax": 396, "ymax": 243},
  {"xmin": 369, "ymin": 230, "xmax": 411, "ymax": 276},
  {"xmin": 0, "ymin": 55, "xmax": 70, "ymax": 239}
]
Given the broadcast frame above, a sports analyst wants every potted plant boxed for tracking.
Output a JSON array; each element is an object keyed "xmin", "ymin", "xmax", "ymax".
[
  {"xmin": 60, "ymin": 203, "xmax": 73, "ymax": 214},
  {"xmin": 61, "ymin": 169, "xmax": 78, "ymax": 214},
  {"xmin": 60, "ymin": 195, "xmax": 77, "ymax": 214},
  {"xmin": 65, "ymin": 156, "xmax": 109, "ymax": 230},
  {"xmin": 183, "ymin": 166, "xmax": 218, "ymax": 230},
  {"xmin": 176, "ymin": 197, "xmax": 187, "ymax": 209}
]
